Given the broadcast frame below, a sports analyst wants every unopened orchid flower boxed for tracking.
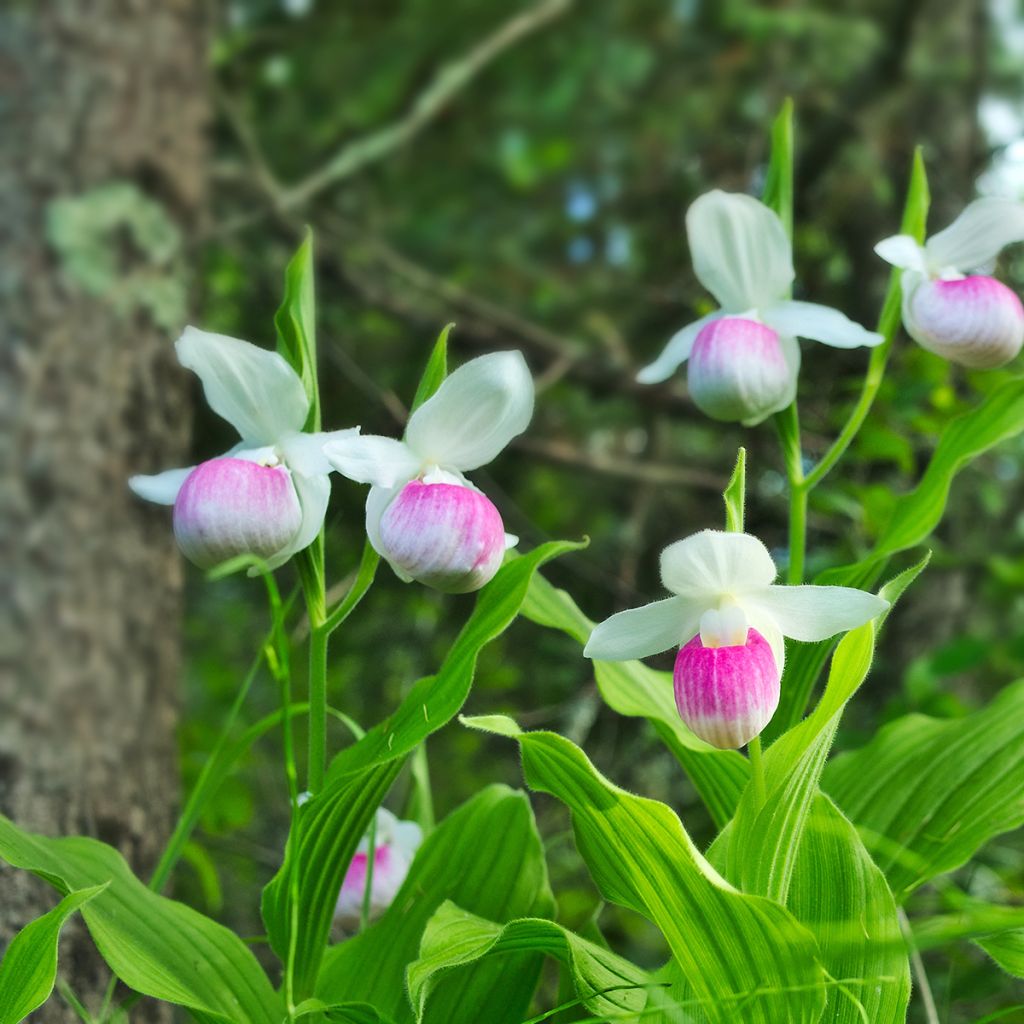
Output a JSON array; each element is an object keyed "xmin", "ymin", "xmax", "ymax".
[
  {"xmin": 130, "ymin": 328, "xmax": 356, "ymax": 570},
  {"xmin": 584, "ymin": 530, "xmax": 887, "ymax": 749},
  {"xmin": 324, "ymin": 351, "xmax": 533, "ymax": 593},
  {"xmin": 334, "ymin": 807, "xmax": 422, "ymax": 930},
  {"xmin": 638, "ymin": 191, "xmax": 883, "ymax": 424},
  {"xmin": 876, "ymin": 198, "xmax": 1024, "ymax": 368}
]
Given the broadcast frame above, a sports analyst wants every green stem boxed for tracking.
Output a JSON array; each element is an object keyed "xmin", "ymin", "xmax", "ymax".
[
  {"xmin": 748, "ymin": 735, "xmax": 766, "ymax": 809},
  {"xmin": 802, "ymin": 338, "xmax": 893, "ymax": 492},
  {"xmin": 774, "ymin": 402, "xmax": 807, "ymax": 584},
  {"xmin": 307, "ymin": 624, "xmax": 328, "ymax": 794}
]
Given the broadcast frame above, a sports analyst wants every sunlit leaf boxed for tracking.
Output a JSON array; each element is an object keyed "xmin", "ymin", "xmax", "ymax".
[
  {"xmin": 0, "ymin": 819, "xmax": 282, "ymax": 1023},
  {"xmin": 408, "ymin": 902, "xmax": 652, "ymax": 1022},
  {"xmin": 317, "ymin": 786, "xmax": 552, "ymax": 1023},
  {"xmin": 0, "ymin": 884, "xmax": 107, "ymax": 1024},
  {"xmin": 824, "ymin": 679, "xmax": 1024, "ymax": 901},
  {"xmin": 465, "ymin": 718, "xmax": 827, "ymax": 1024}
]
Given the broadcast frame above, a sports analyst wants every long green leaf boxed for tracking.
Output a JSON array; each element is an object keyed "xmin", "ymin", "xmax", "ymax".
[
  {"xmin": 0, "ymin": 884, "xmax": 107, "ymax": 1024},
  {"xmin": 520, "ymin": 570, "xmax": 749, "ymax": 828},
  {"xmin": 0, "ymin": 820, "xmax": 282, "ymax": 1024},
  {"xmin": 409, "ymin": 324, "xmax": 452, "ymax": 414},
  {"xmin": 465, "ymin": 717, "xmax": 827, "ymax": 1024},
  {"xmin": 408, "ymin": 902, "xmax": 652, "ymax": 1022},
  {"xmin": 264, "ymin": 541, "xmax": 579, "ymax": 998},
  {"xmin": 787, "ymin": 795, "xmax": 910, "ymax": 1024},
  {"xmin": 275, "ymin": 228, "xmax": 319, "ymax": 430},
  {"xmin": 824, "ymin": 679, "xmax": 1024, "ymax": 901},
  {"xmin": 317, "ymin": 786, "xmax": 553, "ymax": 1023},
  {"xmin": 710, "ymin": 623, "xmax": 876, "ymax": 903},
  {"xmin": 762, "ymin": 98, "xmax": 794, "ymax": 236},
  {"xmin": 976, "ymin": 931, "xmax": 1024, "ymax": 979}
]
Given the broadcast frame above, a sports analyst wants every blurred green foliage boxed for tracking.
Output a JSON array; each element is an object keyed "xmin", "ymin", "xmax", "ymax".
[{"xmin": 175, "ymin": 1, "xmax": 1024, "ymax": 1018}]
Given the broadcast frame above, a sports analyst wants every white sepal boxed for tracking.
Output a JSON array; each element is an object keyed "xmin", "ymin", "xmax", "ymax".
[
  {"xmin": 280, "ymin": 428, "xmax": 359, "ymax": 478},
  {"xmin": 761, "ymin": 301, "xmax": 884, "ymax": 349},
  {"xmin": 583, "ymin": 596, "xmax": 700, "ymax": 661},
  {"xmin": 264, "ymin": 472, "xmax": 331, "ymax": 569},
  {"xmin": 323, "ymin": 434, "xmax": 421, "ymax": 488},
  {"xmin": 129, "ymin": 466, "xmax": 194, "ymax": 505},
  {"xmin": 925, "ymin": 198, "xmax": 1024, "ymax": 273},
  {"xmin": 635, "ymin": 312, "xmax": 721, "ymax": 384},
  {"xmin": 874, "ymin": 234, "xmax": 928, "ymax": 274},
  {"xmin": 176, "ymin": 327, "xmax": 309, "ymax": 445},
  {"xmin": 744, "ymin": 584, "xmax": 887, "ymax": 642},
  {"xmin": 685, "ymin": 191, "xmax": 794, "ymax": 312},
  {"xmin": 659, "ymin": 529, "xmax": 777, "ymax": 601},
  {"xmin": 405, "ymin": 351, "xmax": 534, "ymax": 472}
]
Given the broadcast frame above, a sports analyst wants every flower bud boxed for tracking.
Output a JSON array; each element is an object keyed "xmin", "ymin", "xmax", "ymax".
[
  {"xmin": 673, "ymin": 627, "xmax": 780, "ymax": 749},
  {"xmin": 687, "ymin": 317, "xmax": 793, "ymax": 423},
  {"xmin": 903, "ymin": 275, "xmax": 1024, "ymax": 369},
  {"xmin": 334, "ymin": 810, "xmax": 422, "ymax": 930},
  {"xmin": 378, "ymin": 480, "xmax": 506, "ymax": 594},
  {"xmin": 172, "ymin": 457, "xmax": 302, "ymax": 570}
]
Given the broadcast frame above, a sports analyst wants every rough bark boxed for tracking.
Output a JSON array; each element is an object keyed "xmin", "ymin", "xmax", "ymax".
[{"xmin": 0, "ymin": 1, "xmax": 207, "ymax": 1019}]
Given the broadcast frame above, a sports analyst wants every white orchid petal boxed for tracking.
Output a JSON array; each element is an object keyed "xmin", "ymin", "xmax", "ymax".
[
  {"xmin": 659, "ymin": 529, "xmax": 777, "ymax": 600},
  {"xmin": 685, "ymin": 191, "xmax": 794, "ymax": 311},
  {"xmin": 874, "ymin": 234, "xmax": 928, "ymax": 273},
  {"xmin": 925, "ymin": 198, "xmax": 1024, "ymax": 272},
  {"xmin": 264, "ymin": 472, "xmax": 330, "ymax": 569},
  {"xmin": 129, "ymin": 466, "xmax": 195, "ymax": 505},
  {"xmin": 583, "ymin": 596, "xmax": 701, "ymax": 661},
  {"xmin": 504, "ymin": 532, "xmax": 519, "ymax": 550},
  {"xmin": 279, "ymin": 428, "xmax": 359, "ymax": 478},
  {"xmin": 405, "ymin": 351, "xmax": 534, "ymax": 471},
  {"xmin": 636, "ymin": 312, "xmax": 722, "ymax": 384},
  {"xmin": 761, "ymin": 301, "xmax": 884, "ymax": 349},
  {"xmin": 365, "ymin": 483, "xmax": 412, "ymax": 581},
  {"xmin": 323, "ymin": 434, "xmax": 419, "ymax": 488},
  {"xmin": 744, "ymin": 604, "xmax": 786, "ymax": 679},
  {"xmin": 738, "ymin": 333, "xmax": 800, "ymax": 426},
  {"xmin": 176, "ymin": 327, "xmax": 309, "ymax": 445},
  {"xmin": 744, "ymin": 584, "xmax": 887, "ymax": 643}
]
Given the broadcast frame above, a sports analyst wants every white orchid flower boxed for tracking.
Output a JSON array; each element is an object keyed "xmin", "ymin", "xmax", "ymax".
[
  {"xmin": 584, "ymin": 530, "xmax": 887, "ymax": 748},
  {"xmin": 334, "ymin": 807, "xmax": 423, "ymax": 930},
  {"xmin": 876, "ymin": 197, "xmax": 1024, "ymax": 368},
  {"xmin": 638, "ymin": 190, "xmax": 883, "ymax": 425},
  {"xmin": 129, "ymin": 327, "xmax": 357, "ymax": 570},
  {"xmin": 324, "ymin": 351, "xmax": 534, "ymax": 593}
]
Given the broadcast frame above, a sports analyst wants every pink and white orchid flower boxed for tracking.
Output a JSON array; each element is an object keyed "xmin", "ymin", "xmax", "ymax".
[
  {"xmin": 324, "ymin": 351, "xmax": 533, "ymax": 593},
  {"xmin": 584, "ymin": 530, "xmax": 887, "ymax": 748},
  {"xmin": 130, "ymin": 328, "xmax": 357, "ymax": 570},
  {"xmin": 876, "ymin": 198, "xmax": 1024, "ymax": 368},
  {"xmin": 638, "ymin": 191, "xmax": 883, "ymax": 425},
  {"xmin": 334, "ymin": 807, "xmax": 423, "ymax": 930}
]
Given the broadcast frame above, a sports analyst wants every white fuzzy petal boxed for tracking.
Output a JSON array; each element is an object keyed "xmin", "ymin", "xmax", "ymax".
[
  {"xmin": 874, "ymin": 234, "xmax": 928, "ymax": 273},
  {"xmin": 761, "ymin": 301, "xmax": 884, "ymax": 350},
  {"xmin": 685, "ymin": 190, "xmax": 794, "ymax": 311},
  {"xmin": 264, "ymin": 472, "xmax": 330, "ymax": 569},
  {"xmin": 744, "ymin": 584, "xmax": 888, "ymax": 643},
  {"xmin": 323, "ymin": 434, "xmax": 420, "ymax": 488},
  {"xmin": 926, "ymin": 198, "xmax": 1024, "ymax": 273},
  {"xmin": 176, "ymin": 327, "xmax": 309, "ymax": 445},
  {"xmin": 278, "ymin": 428, "xmax": 359, "ymax": 478},
  {"xmin": 659, "ymin": 529, "xmax": 777, "ymax": 600},
  {"xmin": 365, "ymin": 483, "xmax": 412, "ymax": 581},
  {"xmin": 583, "ymin": 596, "xmax": 701, "ymax": 661},
  {"xmin": 744, "ymin": 604, "xmax": 787, "ymax": 679},
  {"xmin": 129, "ymin": 466, "xmax": 194, "ymax": 505},
  {"xmin": 405, "ymin": 351, "xmax": 534, "ymax": 472},
  {"xmin": 636, "ymin": 312, "xmax": 721, "ymax": 384}
]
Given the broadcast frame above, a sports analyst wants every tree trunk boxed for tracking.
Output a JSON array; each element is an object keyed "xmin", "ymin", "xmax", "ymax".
[{"xmin": 0, "ymin": 1, "xmax": 207, "ymax": 1019}]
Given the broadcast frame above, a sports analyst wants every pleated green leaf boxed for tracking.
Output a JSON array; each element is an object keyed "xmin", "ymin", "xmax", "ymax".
[
  {"xmin": 820, "ymin": 376, "xmax": 1024, "ymax": 591},
  {"xmin": 787, "ymin": 796, "xmax": 910, "ymax": 1024},
  {"xmin": 710, "ymin": 623, "xmax": 876, "ymax": 904},
  {"xmin": 263, "ymin": 541, "xmax": 580, "ymax": 997},
  {"xmin": 465, "ymin": 718, "xmax": 827, "ymax": 1024},
  {"xmin": 824, "ymin": 679, "xmax": 1024, "ymax": 901},
  {"xmin": 408, "ymin": 902, "xmax": 652, "ymax": 1022},
  {"xmin": 274, "ymin": 228, "xmax": 319, "ymax": 430},
  {"xmin": 520, "ymin": 570, "xmax": 749, "ymax": 828},
  {"xmin": 0, "ymin": 819, "xmax": 282, "ymax": 1024},
  {"xmin": 316, "ymin": 785, "xmax": 553, "ymax": 1023},
  {"xmin": 976, "ymin": 931, "xmax": 1024, "ymax": 979},
  {"xmin": 294, "ymin": 999, "xmax": 397, "ymax": 1023},
  {"xmin": 0, "ymin": 884, "xmax": 107, "ymax": 1024}
]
